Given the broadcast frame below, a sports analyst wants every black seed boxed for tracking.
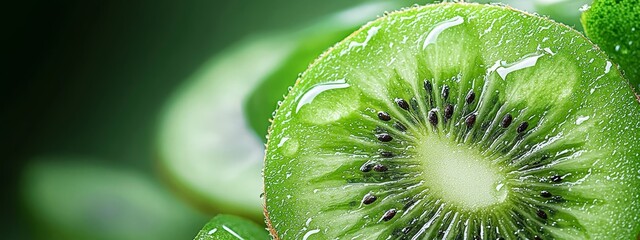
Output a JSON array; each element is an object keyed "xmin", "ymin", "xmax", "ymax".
[
  {"xmin": 441, "ymin": 85, "xmax": 450, "ymax": 100},
  {"xmin": 380, "ymin": 151, "xmax": 394, "ymax": 158},
  {"xmin": 466, "ymin": 90, "xmax": 475, "ymax": 104},
  {"xmin": 396, "ymin": 98, "xmax": 410, "ymax": 110},
  {"xmin": 550, "ymin": 175, "xmax": 563, "ymax": 183},
  {"xmin": 517, "ymin": 121, "xmax": 529, "ymax": 133},
  {"xmin": 536, "ymin": 209, "xmax": 548, "ymax": 219},
  {"xmin": 373, "ymin": 164, "xmax": 388, "ymax": 172},
  {"xmin": 362, "ymin": 193, "xmax": 377, "ymax": 205},
  {"xmin": 444, "ymin": 104, "xmax": 454, "ymax": 120},
  {"xmin": 501, "ymin": 114, "xmax": 513, "ymax": 128},
  {"xmin": 382, "ymin": 209, "xmax": 397, "ymax": 221},
  {"xmin": 401, "ymin": 227, "xmax": 411, "ymax": 234},
  {"xmin": 534, "ymin": 236, "xmax": 543, "ymax": 240},
  {"xmin": 378, "ymin": 111, "xmax": 391, "ymax": 121},
  {"xmin": 540, "ymin": 190, "xmax": 552, "ymax": 198},
  {"xmin": 360, "ymin": 163, "xmax": 374, "ymax": 172},
  {"xmin": 428, "ymin": 110, "xmax": 438, "ymax": 126},
  {"xmin": 424, "ymin": 80, "xmax": 433, "ymax": 93},
  {"xmin": 393, "ymin": 122, "xmax": 407, "ymax": 132},
  {"xmin": 465, "ymin": 114, "xmax": 477, "ymax": 127},
  {"xmin": 377, "ymin": 133, "xmax": 393, "ymax": 142}
]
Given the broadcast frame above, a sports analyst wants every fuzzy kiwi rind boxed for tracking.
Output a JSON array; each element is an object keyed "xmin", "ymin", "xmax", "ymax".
[
  {"xmin": 263, "ymin": 2, "xmax": 640, "ymax": 240},
  {"xmin": 581, "ymin": 0, "xmax": 640, "ymax": 91}
]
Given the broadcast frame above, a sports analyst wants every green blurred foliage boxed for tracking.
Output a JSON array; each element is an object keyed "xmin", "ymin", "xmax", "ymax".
[{"xmin": 193, "ymin": 215, "xmax": 270, "ymax": 240}]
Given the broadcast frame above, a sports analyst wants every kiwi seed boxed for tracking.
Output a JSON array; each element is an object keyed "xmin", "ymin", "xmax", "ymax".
[
  {"xmin": 381, "ymin": 209, "xmax": 397, "ymax": 221},
  {"xmin": 396, "ymin": 98, "xmax": 410, "ymax": 110},
  {"xmin": 378, "ymin": 111, "xmax": 391, "ymax": 121},
  {"xmin": 376, "ymin": 133, "xmax": 393, "ymax": 142},
  {"xmin": 362, "ymin": 194, "xmax": 377, "ymax": 205},
  {"xmin": 465, "ymin": 90, "xmax": 475, "ymax": 104},
  {"xmin": 516, "ymin": 121, "xmax": 529, "ymax": 133},
  {"xmin": 444, "ymin": 104, "xmax": 454, "ymax": 120},
  {"xmin": 501, "ymin": 114, "xmax": 513, "ymax": 128}
]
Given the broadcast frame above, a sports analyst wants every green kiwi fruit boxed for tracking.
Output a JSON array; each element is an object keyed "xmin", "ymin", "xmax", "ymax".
[
  {"xmin": 156, "ymin": 1, "xmax": 417, "ymax": 220},
  {"xmin": 193, "ymin": 214, "xmax": 270, "ymax": 240},
  {"xmin": 263, "ymin": 3, "xmax": 640, "ymax": 239},
  {"xmin": 581, "ymin": 0, "xmax": 640, "ymax": 90},
  {"xmin": 22, "ymin": 158, "xmax": 206, "ymax": 240}
]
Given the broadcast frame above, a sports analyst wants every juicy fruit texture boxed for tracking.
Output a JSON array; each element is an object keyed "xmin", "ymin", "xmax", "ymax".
[
  {"xmin": 581, "ymin": 0, "xmax": 640, "ymax": 89},
  {"xmin": 264, "ymin": 3, "xmax": 640, "ymax": 240},
  {"xmin": 193, "ymin": 215, "xmax": 269, "ymax": 240}
]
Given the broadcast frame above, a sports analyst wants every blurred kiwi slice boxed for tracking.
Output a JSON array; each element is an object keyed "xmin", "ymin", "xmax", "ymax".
[
  {"xmin": 263, "ymin": 3, "xmax": 640, "ymax": 239},
  {"xmin": 581, "ymin": 0, "xmax": 640, "ymax": 90},
  {"xmin": 193, "ymin": 214, "xmax": 269, "ymax": 240},
  {"xmin": 22, "ymin": 158, "xmax": 206, "ymax": 240},
  {"xmin": 156, "ymin": 1, "xmax": 419, "ymax": 220}
]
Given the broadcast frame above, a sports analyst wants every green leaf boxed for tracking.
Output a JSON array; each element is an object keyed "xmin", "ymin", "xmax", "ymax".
[{"xmin": 194, "ymin": 215, "xmax": 270, "ymax": 240}]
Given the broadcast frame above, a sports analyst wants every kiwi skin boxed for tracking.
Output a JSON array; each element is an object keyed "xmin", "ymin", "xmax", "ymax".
[
  {"xmin": 581, "ymin": 0, "xmax": 640, "ymax": 90},
  {"xmin": 262, "ymin": 2, "xmax": 640, "ymax": 240}
]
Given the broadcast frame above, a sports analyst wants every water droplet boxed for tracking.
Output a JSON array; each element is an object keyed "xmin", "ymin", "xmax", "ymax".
[
  {"xmin": 302, "ymin": 229, "xmax": 320, "ymax": 240},
  {"xmin": 422, "ymin": 16, "xmax": 465, "ymax": 49},
  {"xmin": 576, "ymin": 116, "xmax": 590, "ymax": 125},
  {"xmin": 295, "ymin": 79, "xmax": 350, "ymax": 113},
  {"xmin": 605, "ymin": 61, "xmax": 612, "ymax": 74},
  {"xmin": 488, "ymin": 53, "xmax": 545, "ymax": 80},
  {"xmin": 579, "ymin": 4, "xmax": 591, "ymax": 12}
]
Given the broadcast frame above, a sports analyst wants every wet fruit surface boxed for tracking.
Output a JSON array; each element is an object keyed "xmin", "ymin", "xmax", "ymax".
[{"xmin": 264, "ymin": 3, "xmax": 640, "ymax": 240}]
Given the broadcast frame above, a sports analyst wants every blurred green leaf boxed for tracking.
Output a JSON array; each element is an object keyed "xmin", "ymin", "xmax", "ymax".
[
  {"xmin": 193, "ymin": 215, "xmax": 270, "ymax": 240},
  {"xmin": 22, "ymin": 158, "xmax": 207, "ymax": 240}
]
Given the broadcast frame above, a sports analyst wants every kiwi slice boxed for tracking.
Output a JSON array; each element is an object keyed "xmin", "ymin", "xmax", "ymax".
[
  {"xmin": 194, "ymin": 214, "xmax": 269, "ymax": 240},
  {"xmin": 156, "ymin": 1, "xmax": 417, "ymax": 220},
  {"xmin": 581, "ymin": 0, "xmax": 640, "ymax": 90},
  {"xmin": 263, "ymin": 3, "xmax": 640, "ymax": 239}
]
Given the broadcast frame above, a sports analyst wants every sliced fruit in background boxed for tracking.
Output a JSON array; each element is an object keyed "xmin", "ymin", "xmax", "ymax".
[
  {"xmin": 263, "ymin": 3, "xmax": 640, "ymax": 239},
  {"xmin": 22, "ymin": 158, "xmax": 207, "ymax": 240},
  {"xmin": 193, "ymin": 214, "xmax": 269, "ymax": 240},
  {"xmin": 581, "ymin": 0, "xmax": 640, "ymax": 90},
  {"xmin": 156, "ymin": 1, "xmax": 425, "ymax": 221}
]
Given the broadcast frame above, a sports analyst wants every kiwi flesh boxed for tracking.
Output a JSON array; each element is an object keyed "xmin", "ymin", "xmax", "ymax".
[
  {"xmin": 193, "ymin": 214, "xmax": 269, "ymax": 240},
  {"xmin": 263, "ymin": 3, "xmax": 640, "ymax": 239}
]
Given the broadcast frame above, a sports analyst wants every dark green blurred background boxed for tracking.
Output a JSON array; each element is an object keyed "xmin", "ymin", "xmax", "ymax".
[
  {"xmin": 4, "ymin": 1, "xmax": 376, "ymax": 238},
  {"xmin": 3, "ymin": 0, "xmax": 588, "ymax": 239}
]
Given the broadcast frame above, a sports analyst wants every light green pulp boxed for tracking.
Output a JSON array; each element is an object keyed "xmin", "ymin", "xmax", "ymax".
[{"xmin": 264, "ymin": 3, "xmax": 640, "ymax": 239}]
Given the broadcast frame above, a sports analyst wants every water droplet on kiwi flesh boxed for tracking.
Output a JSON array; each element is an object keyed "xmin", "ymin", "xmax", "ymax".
[{"xmin": 264, "ymin": 4, "xmax": 640, "ymax": 240}]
